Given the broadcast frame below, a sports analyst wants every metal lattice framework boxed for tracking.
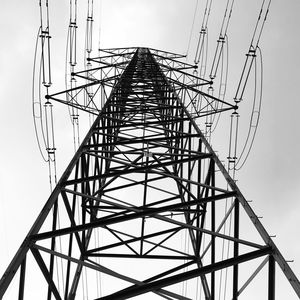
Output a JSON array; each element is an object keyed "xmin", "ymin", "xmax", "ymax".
[{"xmin": 0, "ymin": 47, "xmax": 299, "ymax": 299}]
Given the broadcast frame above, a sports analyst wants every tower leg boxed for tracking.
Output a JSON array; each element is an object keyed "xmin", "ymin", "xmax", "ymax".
[{"xmin": 268, "ymin": 255, "xmax": 275, "ymax": 300}]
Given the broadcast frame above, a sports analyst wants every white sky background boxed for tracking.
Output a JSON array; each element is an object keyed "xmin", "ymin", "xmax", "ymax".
[{"xmin": 0, "ymin": 0, "xmax": 300, "ymax": 298}]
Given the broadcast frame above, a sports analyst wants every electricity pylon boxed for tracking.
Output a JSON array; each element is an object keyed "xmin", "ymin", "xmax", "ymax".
[{"xmin": 0, "ymin": 47, "xmax": 299, "ymax": 299}]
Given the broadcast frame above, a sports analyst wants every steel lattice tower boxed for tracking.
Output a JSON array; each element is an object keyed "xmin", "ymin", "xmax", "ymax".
[{"xmin": 0, "ymin": 47, "xmax": 299, "ymax": 299}]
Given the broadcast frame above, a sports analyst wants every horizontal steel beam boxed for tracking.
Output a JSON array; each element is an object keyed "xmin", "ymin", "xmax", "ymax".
[
  {"xmin": 99, "ymin": 247, "xmax": 272, "ymax": 300},
  {"xmin": 31, "ymin": 191, "xmax": 237, "ymax": 241}
]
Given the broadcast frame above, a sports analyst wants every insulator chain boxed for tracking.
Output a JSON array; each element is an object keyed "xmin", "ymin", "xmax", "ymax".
[
  {"xmin": 227, "ymin": 110, "xmax": 239, "ymax": 179},
  {"xmin": 69, "ymin": 75, "xmax": 80, "ymax": 151},
  {"xmin": 234, "ymin": 0, "xmax": 270, "ymax": 103},
  {"xmin": 69, "ymin": 0, "xmax": 77, "ymax": 68},
  {"xmin": 85, "ymin": 0, "xmax": 94, "ymax": 58},
  {"xmin": 204, "ymin": 85, "xmax": 214, "ymax": 141},
  {"xmin": 194, "ymin": 26, "xmax": 207, "ymax": 67},
  {"xmin": 44, "ymin": 100, "xmax": 58, "ymax": 190},
  {"xmin": 32, "ymin": 0, "xmax": 57, "ymax": 189},
  {"xmin": 66, "ymin": 0, "xmax": 80, "ymax": 151},
  {"xmin": 39, "ymin": 0, "xmax": 52, "ymax": 88},
  {"xmin": 227, "ymin": 0, "xmax": 271, "ymax": 174},
  {"xmin": 234, "ymin": 46, "xmax": 257, "ymax": 104},
  {"xmin": 209, "ymin": 35, "xmax": 226, "ymax": 81},
  {"xmin": 235, "ymin": 47, "xmax": 263, "ymax": 170},
  {"xmin": 85, "ymin": 0, "xmax": 95, "ymax": 125}
]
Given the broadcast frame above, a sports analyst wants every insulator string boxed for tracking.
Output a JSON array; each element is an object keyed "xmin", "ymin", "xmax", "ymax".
[
  {"xmin": 33, "ymin": 26, "xmax": 49, "ymax": 162},
  {"xmin": 227, "ymin": 110, "xmax": 239, "ymax": 178},
  {"xmin": 39, "ymin": 0, "xmax": 52, "ymax": 88},
  {"xmin": 210, "ymin": 34, "xmax": 229, "ymax": 133},
  {"xmin": 33, "ymin": 1, "xmax": 59, "ymax": 198},
  {"xmin": 235, "ymin": 46, "xmax": 263, "ymax": 170},
  {"xmin": 84, "ymin": 0, "xmax": 96, "ymax": 126},
  {"xmin": 85, "ymin": 0, "xmax": 94, "ymax": 56},
  {"xmin": 65, "ymin": 0, "xmax": 80, "ymax": 151}
]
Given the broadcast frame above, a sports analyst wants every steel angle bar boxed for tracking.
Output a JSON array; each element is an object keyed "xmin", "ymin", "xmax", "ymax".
[
  {"xmin": 48, "ymin": 77, "xmax": 113, "ymax": 98},
  {"xmin": 237, "ymin": 256, "xmax": 269, "ymax": 296},
  {"xmin": 98, "ymin": 247, "xmax": 272, "ymax": 300},
  {"xmin": 88, "ymin": 51, "xmax": 136, "ymax": 62},
  {"xmin": 33, "ymin": 244, "xmax": 190, "ymax": 300},
  {"xmin": 143, "ymin": 261, "xmax": 195, "ymax": 285},
  {"xmin": 268, "ymin": 255, "xmax": 276, "ymax": 300},
  {"xmin": 99, "ymin": 46, "xmax": 138, "ymax": 53},
  {"xmin": 115, "ymin": 175, "xmax": 179, "ymax": 197},
  {"xmin": 92, "ymin": 227, "xmax": 187, "ymax": 256},
  {"xmin": 18, "ymin": 258, "xmax": 26, "ymax": 300},
  {"xmin": 64, "ymin": 153, "xmax": 211, "ymax": 186},
  {"xmin": 159, "ymin": 64, "xmax": 210, "ymax": 85},
  {"xmin": 84, "ymin": 150, "xmax": 142, "ymax": 168},
  {"xmin": 60, "ymin": 191, "xmax": 85, "ymax": 253},
  {"xmin": 106, "ymin": 153, "xmax": 204, "ymax": 173},
  {"xmin": 200, "ymin": 200, "xmax": 236, "ymax": 259},
  {"xmin": 49, "ymin": 97, "xmax": 99, "ymax": 115},
  {"xmin": 86, "ymin": 226, "xmax": 183, "ymax": 255},
  {"xmin": 97, "ymin": 115, "xmax": 191, "ymax": 127},
  {"xmin": 88, "ymin": 253, "xmax": 195, "ymax": 261},
  {"xmin": 31, "ymin": 244, "xmax": 154, "ymax": 292},
  {"xmin": 158, "ymin": 60, "xmax": 195, "ymax": 71},
  {"xmin": 31, "ymin": 191, "xmax": 240, "ymax": 242},
  {"xmin": 82, "ymin": 133, "xmax": 202, "ymax": 148},
  {"xmin": 104, "ymin": 225, "xmax": 139, "ymax": 256},
  {"xmin": 71, "ymin": 72, "xmax": 120, "ymax": 84},
  {"xmin": 191, "ymin": 105, "xmax": 237, "ymax": 119},
  {"xmin": 154, "ymin": 212, "xmax": 264, "ymax": 250},
  {"xmin": 99, "ymin": 226, "xmax": 187, "ymax": 258},
  {"xmin": 84, "ymin": 261, "xmax": 193, "ymax": 300},
  {"xmin": 148, "ymin": 47, "xmax": 186, "ymax": 59},
  {"xmin": 30, "ymin": 248, "xmax": 62, "ymax": 300},
  {"xmin": 170, "ymin": 78, "xmax": 236, "ymax": 110},
  {"xmin": 150, "ymin": 155, "xmax": 203, "ymax": 204},
  {"xmin": 97, "ymin": 175, "xmax": 167, "ymax": 193},
  {"xmin": 72, "ymin": 62, "xmax": 125, "ymax": 75}
]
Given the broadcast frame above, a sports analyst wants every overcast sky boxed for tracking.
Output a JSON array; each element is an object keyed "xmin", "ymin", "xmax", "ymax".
[{"xmin": 0, "ymin": 0, "xmax": 300, "ymax": 298}]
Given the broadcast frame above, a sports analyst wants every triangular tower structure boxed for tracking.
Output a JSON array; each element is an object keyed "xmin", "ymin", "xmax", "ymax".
[{"xmin": 0, "ymin": 47, "xmax": 299, "ymax": 299}]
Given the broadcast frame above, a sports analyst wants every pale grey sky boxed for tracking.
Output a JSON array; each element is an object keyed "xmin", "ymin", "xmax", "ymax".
[{"xmin": 0, "ymin": 0, "xmax": 300, "ymax": 298}]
